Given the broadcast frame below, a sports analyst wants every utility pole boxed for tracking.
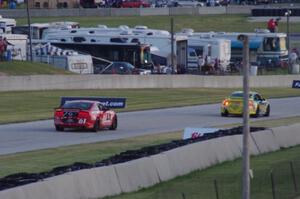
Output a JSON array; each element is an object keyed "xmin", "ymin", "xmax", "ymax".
[
  {"xmin": 285, "ymin": 9, "xmax": 291, "ymax": 73},
  {"xmin": 170, "ymin": 17, "xmax": 175, "ymax": 73},
  {"xmin": 26, "ymin": 0, "xmax": 33, "ymax": 61},
  {"xmin": 238, "ymin": 34, "xmax": 250, "ymax": 199}
]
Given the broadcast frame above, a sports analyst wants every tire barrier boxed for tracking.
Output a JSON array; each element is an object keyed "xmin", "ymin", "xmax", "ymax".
[
  {"xmin": 252, "ymin": 8, "xmax": 300, "ymax": 16},
  {"xmin": 3, "ymin": 125, "xmax": 300, "ymax": 199}
]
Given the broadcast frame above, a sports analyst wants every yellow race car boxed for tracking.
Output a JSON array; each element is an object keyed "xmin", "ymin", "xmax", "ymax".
[{"xmin": 221, "ymin": 91, "xmax": 270, "ymax": 117}]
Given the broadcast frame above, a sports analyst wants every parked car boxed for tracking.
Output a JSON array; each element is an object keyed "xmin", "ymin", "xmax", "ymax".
[
  {"xmin": 170, "ymin": 0, "xmax": 204, "ymax": 7},
  {"xmin": 121, "ymin": 0, "xmax": 151, "ymax": 8},
  {"xmin": 221, "ymin": 91, "xmax": 270, "ymax": 117},
  {"xmin": 100, "ymin": 61, "xmax": 151, "ymax": 75}
]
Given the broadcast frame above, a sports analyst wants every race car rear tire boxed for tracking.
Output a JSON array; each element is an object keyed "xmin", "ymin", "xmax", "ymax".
[
  {"xmin": 55, "ymin": 125, "xmax": 64, "ymax": 132},
  {"xmin": 109, "ymin": 116, "xmax": 118, "ymax": 130},
  {"xmin": 221, "ymin": 110, "xmax": 228, "ymax": 117},
  {"xmin": 92, "ymin": 120, "xmax": 100, "ymax": 132},
  {"xmin": 253, "ymin": 106, "xmax": 260, "ymax": 118},
  {"xmin": 264, "ymin": 105, "xmax": 270, "ymax": 117}
]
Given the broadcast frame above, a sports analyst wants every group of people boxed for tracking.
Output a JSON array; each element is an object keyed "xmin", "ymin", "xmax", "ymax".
[{"xmin": 198, "ymin": 55, "xmax": 221, "ymax": 74}]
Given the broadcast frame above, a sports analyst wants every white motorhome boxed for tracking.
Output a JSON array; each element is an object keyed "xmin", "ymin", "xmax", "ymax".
[
  {"xmin": 0, "ymin": 15, "xmax": 16, "ymax": 34},
  {"xmin": 177, "ymin": 29, "xmax": 231, "ymax": 72},
  {"xmin": 12, "ymin": 21, "xmax": 80, "ymax": 40},
  {"xmin": 187, "ymin": 29, "xmax": 288, "ymax": 67},
  {"xmin": 42, "ymin": 26, "xmax": 188, "ymax": 72},
  {"xmin": 0, "ymin": 33, "xmax": 27, "ymax": 60}
]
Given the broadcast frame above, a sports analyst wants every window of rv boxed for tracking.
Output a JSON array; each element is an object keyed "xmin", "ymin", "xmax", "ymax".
[
  {"xmin": 188, "ymin": 48, "xmax": 197, "ymax": 57},
  {"xmin": 263, "ymin": 37, "xmax": 280, "ymax": 52},
  {"xmin": 279, "ymin": 37, "xmax": 287, "ymax": 51},
  {"xmin": 190, "ymin": 46, "xmax": 204, "ymax": 57}
]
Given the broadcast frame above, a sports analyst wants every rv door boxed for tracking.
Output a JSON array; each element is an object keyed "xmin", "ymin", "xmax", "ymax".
[{"xmin": 176, "ymin": 40, "xmax": 188, "ymax": 73}]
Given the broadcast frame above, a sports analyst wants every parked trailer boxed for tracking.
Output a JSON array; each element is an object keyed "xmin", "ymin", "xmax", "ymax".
[{"xmin": 33, "ymin": 54, "xmax": 94, "ymax": 74}]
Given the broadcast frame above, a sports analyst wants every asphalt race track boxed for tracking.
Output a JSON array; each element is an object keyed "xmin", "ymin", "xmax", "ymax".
[{"xmin": 0, "ymin": 97, "xmax": 300, "ymax": 155}]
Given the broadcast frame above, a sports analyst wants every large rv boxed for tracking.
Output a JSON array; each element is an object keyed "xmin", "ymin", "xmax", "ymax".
[
  {"xmin": 42, "ymin": 26, "xmax": 188, "ymax": 72},
  {"xmin": 190, "ymin": 30, "xmax": 288, "ymax": 67},
  {"xmin": 0, "ymin": 15, "xmax": 16, "ymax": 34},
  {"xmin": 12, "ymin": 21, "xmax": 80, "ymax": 40},
  {"xmin": 49, "ymin": 40, "xmax": 154, "ymax": 71}
]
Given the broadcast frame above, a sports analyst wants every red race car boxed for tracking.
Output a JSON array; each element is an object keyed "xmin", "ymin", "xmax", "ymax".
[{"xmin": 54, "ymin": 99, "xmax": 118, "ymax": 132}]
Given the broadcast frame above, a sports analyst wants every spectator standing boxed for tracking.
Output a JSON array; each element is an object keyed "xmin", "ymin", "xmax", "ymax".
[
  {"xmin": 0, "ymin": 36, "xmax": 5, "ymax": 61},
  {"xmin": 267, "ymin": 18, "xmax": 276, "ymax": 33},
  {"xmin": 198, "ymin": 55, "xmax": 205, "ymax": 72}
]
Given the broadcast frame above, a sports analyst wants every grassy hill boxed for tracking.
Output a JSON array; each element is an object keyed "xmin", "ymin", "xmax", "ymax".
[
  {"xmin": 0, "ymin": 61, "xmax": 73, "ymax": 75},
  {"xmin": 16, "ymin": 14, "xmax": 300, "ymax": 33}
]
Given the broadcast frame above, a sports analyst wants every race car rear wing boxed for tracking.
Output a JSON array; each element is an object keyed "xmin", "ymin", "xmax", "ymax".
[{"xmin": 60, "ymin": 97, "xmax": 126, "ymax": 109}]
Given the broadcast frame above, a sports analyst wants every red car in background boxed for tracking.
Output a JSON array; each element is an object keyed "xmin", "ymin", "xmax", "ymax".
[
  {"xmin": 54, "ymin": 100, "xmax": 118, "ymax": 132},
  {"xmin": 121, "ymin": 0, "xmax": 150, "ymax": 8}
]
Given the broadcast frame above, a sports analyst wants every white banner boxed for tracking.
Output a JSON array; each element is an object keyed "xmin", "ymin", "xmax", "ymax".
[{"xmin": 183, "ymin": 127, "xmax": 219, "ymax": 140}]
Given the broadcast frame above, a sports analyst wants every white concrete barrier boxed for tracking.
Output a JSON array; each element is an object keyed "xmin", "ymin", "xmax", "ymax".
[
  {"xmin": 250, "ymin": 129, "xmax": 280, "ymax": 154},
  {"xmin": 0, "ymin": 186, "xmax": 26, "ymax": 199},
  {"xmin": 189, "ymin": 139, "xmax": 219, "ymax": 169},
  {"xmin": 0, "ymin": 7, "xmax": 249, "ymax": 18},
  {"xmin": 39, "ymin": 174, "xmax": 78, "ymax": 199},
  {"xmin": 140, "ymin": 8, "xmax": 169, "ymax": 16},
  {"xmin": 12, "ymin": 173, "xmax": 79, "ymax": 199},
  {"xmin": 1, "ymin": 75, "xmax": 299, "ymax": 91},
  {"xmin": 114, "ymin": 157, "xmax": 160, "ymax": 193},
  {"xmin": 92, "ymin": 166, "xmax": 122, "ymax": 198},
  {"xmin": 272, "ymin": 124, "xmax": 300, "ymax": 148},
  {"xmin": 164, "ymin": 143, "xmax": 202, "ymax": 176},
  {"xmin": 210, "ymin": 136, "xmax": 242, "ymax": 163},
  {"xmin": 231, "ymin": 134, "xmax": 260, "ymax": 155},
  {"xmin": 71, "ymin": 169, "xmax": 99, "ymax": 199},
  {"xmin": 151, "ymin": 153, "xmax": 175, "ymax": 182}
]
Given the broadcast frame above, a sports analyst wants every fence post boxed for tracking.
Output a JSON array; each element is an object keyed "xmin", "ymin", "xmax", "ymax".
[
  {"xmin": 214, "ymin": 179, "xmax": 220, "ymax": 199},
  {"xmin": 290, "ymin": 161, "xmax": 298, "ymax": 194},
  {"xmin": 271, "ymin": 171, "xmax": 276, "ymax": 199}
]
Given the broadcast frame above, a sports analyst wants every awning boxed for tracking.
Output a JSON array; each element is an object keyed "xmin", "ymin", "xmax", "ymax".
[{"xmin": 231, "ymin": 40, "xmax": 261, "ymax": 50}]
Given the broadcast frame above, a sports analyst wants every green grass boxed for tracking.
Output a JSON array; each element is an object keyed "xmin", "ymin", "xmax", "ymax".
[
  {"xmin": 0, "ymin": 115, "xmax": 299, "ymax": 178},
  {"xmin": 15, "ymin": 15, "xmax": 300, "ymax": 33},
  {"xmin": 0, "ymin": 130, "xmax": 181, "ymax": 178},
  {"xmin": 0, "ymin": 61, "xmax": 73, "ymax": 75},
  {"xmin": 0, "ymin": 88, "xmax": 300, "ymax": 124}
]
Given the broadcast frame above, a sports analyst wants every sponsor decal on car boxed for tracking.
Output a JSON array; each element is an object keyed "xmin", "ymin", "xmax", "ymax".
[{"xmin": 60, "ymin": 97, "xmax": 126, "ymax": 108}]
